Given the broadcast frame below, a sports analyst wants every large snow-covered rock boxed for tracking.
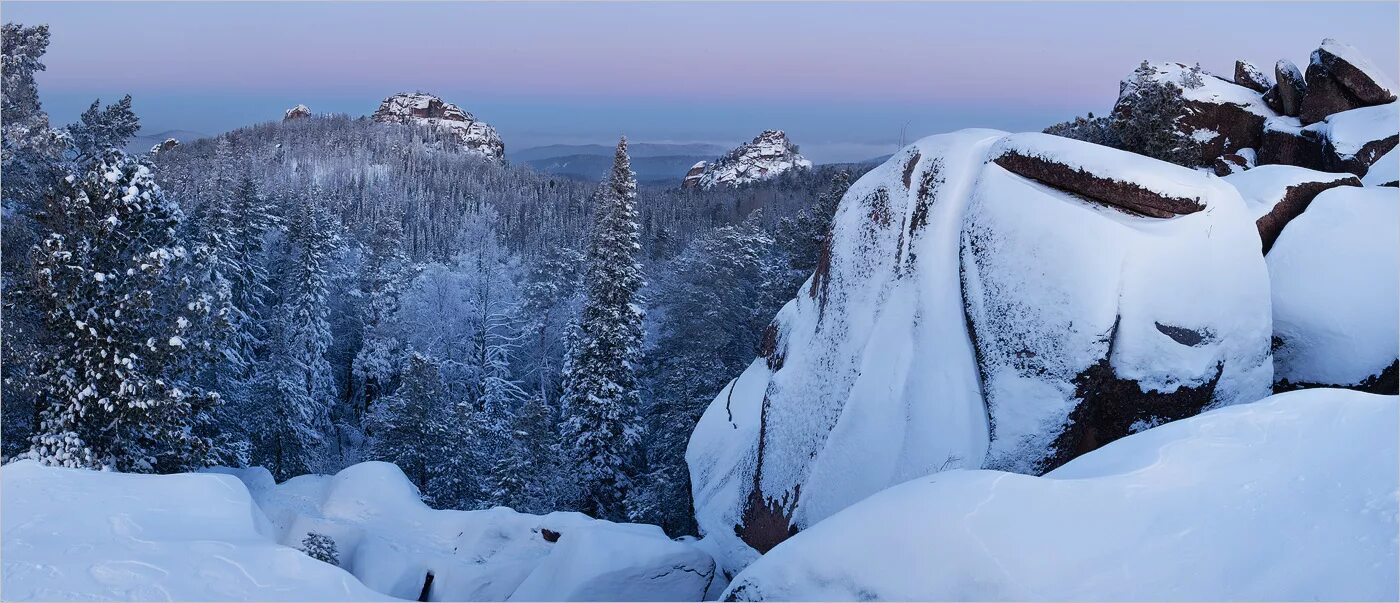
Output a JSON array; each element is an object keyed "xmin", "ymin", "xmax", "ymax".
[
  {"xmin": 1268, "ymin": 186, "xmax": 1399, "ymax": 393},
  {"xmin": 687, "ymin": 130, "xmax": 1273, "ymax": 575},
  {"xmin": 967, "ymin": 133, "xmax": 1273, "ymax": 473},
  {"xmin": 372, "ymin": 92, "xmax": 505, "ymax": 161},
  {"xmin": 1308, "ymin": 102, "xmax": 1399, "ymax": 176},
  {"xmin": 0, "ymin": 460, "xmax": 389, "ymax": 601},
  {"xmin": 722, "ymin": 388, "xmax": 1399, "ymax": 601},
  {"xmin": 214, "ymin": 461, "xmax": 717, "ymax": 602},
  {"xmin": 285, "ymin": 104, "xmax": 312, "ymax": 121},
  {"xmin": 684, "ymin": 130, "xmax": 811, "ymax": 189},
  {"xmin": 1222, "ymin": 164, "xmax": 1360, "ymax": 253}
]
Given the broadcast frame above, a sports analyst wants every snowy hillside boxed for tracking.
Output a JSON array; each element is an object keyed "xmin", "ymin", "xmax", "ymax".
[
  {"xmin": 722, "ymin": 389, "xmax": 1399, "ymax": 601},
  {"xmin": 2, "ymin": 460, "xmax": 719, "ymax": 602}
]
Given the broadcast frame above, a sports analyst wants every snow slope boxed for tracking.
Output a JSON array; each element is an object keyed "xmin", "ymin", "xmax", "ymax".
[
  {"xmin": 723, "ymin": 389, "xmax": 1399, "ymax": 601},
  {"xmin": 212, "ymin": 461, "xmax": 717, "ymax": 602},
  {"xmin": 1268, "ymin": 186, "xmax": 1399, "ymax": 388},
  {"xmin": 0, "ymin": 460, "xmax": 389, "ymax": 601}
]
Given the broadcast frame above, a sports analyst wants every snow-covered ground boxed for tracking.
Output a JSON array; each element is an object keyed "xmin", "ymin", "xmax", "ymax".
[
  {"xmin": 2, "ymin": 461, "xmax": 717, "ymax": 602},
  {"xmin": 722, "ymin": 389, "xmax": 1399, "ymax": 601}
]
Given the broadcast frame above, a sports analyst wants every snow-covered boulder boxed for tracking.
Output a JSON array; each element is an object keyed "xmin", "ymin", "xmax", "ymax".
[
  {"xmin": 285, "ymin": 104, "xmax": 312, "ymax": 121},
  {"xmin": 684, "ymin": 130, "xmax": 811, "ymax": 189},
  {"xmin": 1223, "ymin": 164, "xmax": 1360, "ymax": 253},
  {"xmin": 372, "ymin": 92, "xmax": 505, "ymax": 161},
  {"xmin": 687, "ymin": 130, "xmax": 1272, "ymax": 575},
  {"xmin": 1300, "ymin": 40, "xmax": 1397, "ymax": 125},
  {"xmin": 1266, "ymin": 59, "xmax": 1307, "ymax": 117},
  {"xmin": 1309, "ymin": 102, "xmax": 1399, "ymax": 176},
  {"xmin": 0, "ymin": 460, "xmax": 389, "ymax": 601},
  {"xmin": 721, "ymin": 388, "xmax": 1399, "ymax": 601},
  {"xmin": 217, "ymin": 461, "xmax": 717, "ymax": 602},
  {"xmin": 1268, "ymin": 186, "xmax": 1399, "ymax": 393},
  {"xmin": 1363, "ymin": 146, "xmax": 1398, "ymax": 186},
  {"xmin": 1233, "ymin": 60, "xmax": 1273, "ymax": 93},
  {"xmin": 966, "ymin": 133, "xmax": 1272, "ymax": 473},
  {"xmin": 1257, "ymin": 116, "xmax": 1328, "ymax": 170}
]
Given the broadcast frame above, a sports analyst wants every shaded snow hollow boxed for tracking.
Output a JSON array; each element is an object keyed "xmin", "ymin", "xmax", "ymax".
[
  {"xmin": 723, "ymin": 388, "xmax": 1399, "ymax": 601},
  {"xmin": 2, "ymin": 461, "xmax": 717, "ymax": 602}
]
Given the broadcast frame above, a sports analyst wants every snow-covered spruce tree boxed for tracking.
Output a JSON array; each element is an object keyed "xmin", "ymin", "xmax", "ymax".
[
  {"xmin": 250, "ymin": 194, "xmax": 339, "ymax": 480},
  {"xmin": 299, "ymin": 532, "xmax": 339, "ymax": 566},
  {"xmin": 1110, "ymin": 61, "xmax": 1204, "ymax": 167},
  {"xmin": 1, "ymin": 22, "xmax": 67, "ymax": 459},
  {"xmin": 65, "ymin": 95, "xmax": 140, "ymax": 163},
  {"xmin": 560, "ymin": 137, "xmax": 645, "ymax": 521},
  {"xmin": 775, "ymin": 170, "xmax": 850, "ymax": 277},
  {"xmin": 366, "ymin": 351, "xmax": 459, "ymax": 503},
  {"xmin": 26, "ymin": 151, "xmax": 217, "ymax": 472},
  {"xmin": 352, "ymin": 211, "xmax": 413, "ymax": 424}
]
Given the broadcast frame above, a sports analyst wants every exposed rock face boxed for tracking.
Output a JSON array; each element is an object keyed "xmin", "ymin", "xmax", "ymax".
[
  {"xmin": 681, "ymin": 161, "xmax": 706, "ymax": 189},
  {"xmin": 1223, "ymin": 165, "xmax": 1361, "ymax": 254},
  {"xmin": 1267, "ymin": 186, "xmax": 1398, "ymax": 394},
  {"xmin": 1310, "ymin": 102, "xmax": 1399, "ymax": 177},
  {"xmin": 1213, "ymin": 149, "xmax": 1255, "ymax": 176},
  {"xmin": 372, "ymin": 92, "xmax": 505, "ymax": 161},
  {"xmin": 148, "ymin": 137, "xmax": 179, "ymax": 155},
  {"xmin": 687, "ymin": 130, "xmax": 1272, "ymax": 577},
  {"xmin": 1300, "ymin": 62, "xmax": 1364, "ymax": 125},
  {"xmin": 684, "ymin": 130, "xmax": 811, "ymax": 189},
  {"xmin": 1274, "ymin": 59, "xmax": 1307, "ymax": 117},
  {"xmin": 1234, "ymin": 60, "xmax": 1273, "ymax": 93},
  {"xmin": 1313, "ymin": 39, "xmax": 1398, "ymax": 106},
  {"xmin": 1257, "ymin": 117, "xmax": 1327, "ymax": 170},
  {"xmin": 284, "ymin": 104, "xmax": 312, "ymax": 121}
]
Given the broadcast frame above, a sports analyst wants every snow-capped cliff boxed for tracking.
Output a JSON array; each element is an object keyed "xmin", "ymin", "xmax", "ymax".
[
  {"xmin": 371, "ymin": 93, "xmax": 505, "ymax": 161},
  {"xmin": 684, "ymin": 130, "xmax": 811, "ymax": 189}
]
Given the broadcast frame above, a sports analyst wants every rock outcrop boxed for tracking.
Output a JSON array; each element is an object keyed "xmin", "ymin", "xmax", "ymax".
[
  {"xmin": 1299, "ymin": 39, "xmax": 1397, "ymax": 125},
  {"xmin": 1111, "ymin": 61, "xmax": 1274, "ymax": 166},
  {"xmin": 683, "ymin": 130, "xmax": 811, "ymax": 189},
  {"xmin": 372, "ymin": 92, "xmax": 505, "ymax": 161},
  {"xmin": 1234, "ymin": 60, "xmax": 1273, "ymax": 93},
  {"xmin": 148, "ymin": 137, "xmax": 179, "ymax": 155},
  {"xmin": 682, "ymin": 161, "xmax": 707, "ymax": 188},
  {"xmin": 284, "ymin": 104, "xmax": 312, "ymax": 121},
  {"xmin": 687, "ymin": 130, "xmax": 1272, "ymax": 576}
]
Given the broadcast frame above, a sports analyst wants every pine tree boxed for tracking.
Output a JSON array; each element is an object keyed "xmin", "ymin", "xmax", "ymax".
[
  {"xmin": 26, "ymin": 151, "xmax": 216, "ymax": 472},
  {"xmin": 560, "ymin": 137, "xmax": 645, "ymax": 521},
  {"xmin": 251, "ymin": 194, "xmax": 339, "ymax": 479}
]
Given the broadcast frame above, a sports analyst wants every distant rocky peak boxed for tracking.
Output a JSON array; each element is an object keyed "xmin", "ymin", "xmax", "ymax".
[
  {"xmin": 685, "ymin": 129, "xmax": 812, "ymax": 189},
  {"xmin": 371, "ymin": 92, "xmax": 505, "ymax": 162},
  {"xmin": 149, "ymin": 138, "xmax": 179, "ymax": 155},
  {"xmin": 284, "ymin": 104, "xmax": 312, "ymax": 121}
]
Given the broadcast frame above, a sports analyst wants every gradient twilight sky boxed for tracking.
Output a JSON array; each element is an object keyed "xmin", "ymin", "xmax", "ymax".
[{"xmin": 6, "ymin": 1, "xmax": 1398, "ymax": 162}]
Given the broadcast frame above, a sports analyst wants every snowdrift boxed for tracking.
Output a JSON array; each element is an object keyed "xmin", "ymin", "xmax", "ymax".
[
  {"xmin": 2, "ymin": 460, "xmax": 717, "ymax": 602},
  {"xmin": 722, "ymin": 389, "xmax": 1400, "ymax": 601},
  {"xmin": 687, "ymin": 129, "xmax": 1274, "ymax": 574},
  {"xmin": 0, "ymin": 460, "xmax": 389, "ymax": 601}
]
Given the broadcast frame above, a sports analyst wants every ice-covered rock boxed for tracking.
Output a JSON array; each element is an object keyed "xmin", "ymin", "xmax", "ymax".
[
  {"xmin": 216, "ymin": 461, "xmax": 717, "ymax": 602},
  {"xmin": 1268, "ymin": 186, "xmax": 1399, "ymax": 393},
  {"xmin": 0, "ymin": 460, "xmax": 390, "ymax": 601},
  {"xmin": 1223, "ymin": 164, "xmax": 1360, "ymax": 253},
  {"xmin": 721, "ymin": 388, "xmax": 1399, "ymax": 601},
  {"xmin": 687, "ymin": 130, "xmax": 1273, "ymax": 575},
  {"xmin": 372, "ymin": 92, "xmax": 505, "ymax": 161},
  {"xmin": 285, "ymin": 104, "xmax": 312, "ymax": 121},
  {"xmin": 684, "ymin": 130, "xmax": 811, "ymax": 189}
]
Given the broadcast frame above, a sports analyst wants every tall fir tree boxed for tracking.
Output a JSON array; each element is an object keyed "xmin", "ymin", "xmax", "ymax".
[
  {"xmin": 560, "ymin": 137, "xmax": 645, "ymax": 521},
  {"xmin": 26, "ymin": 151, "xmax": 216, "ymax": 472},
  {"xmin": 366, "ymin": 351, "xmax": 459, "ymax": 503},
  {"xmin": 251, "ymin": 193, "xmax": 339, "ymax": 479},
  {"xmin": 352, "ymin": 211, "xmax": 413, "ymax": 423}
]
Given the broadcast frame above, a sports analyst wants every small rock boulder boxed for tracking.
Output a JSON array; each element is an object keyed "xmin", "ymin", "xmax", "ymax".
[
  {"xmin": 1223, "ymin": 164, "xmax": 1361, "ymax": 253},
  {"xmin": 1213, "ymin": 149, "xmax": 1256, "ymax": 176},
  {"xmin": 1234, "ymin": 60, "xmax": 1273, "ymax": 93},
  {"xmin": 1274, "ymin": 59, "xmax": 1307, "ymax": 117}
]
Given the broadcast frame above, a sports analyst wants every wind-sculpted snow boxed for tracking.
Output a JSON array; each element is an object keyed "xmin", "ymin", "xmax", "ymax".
[
  {"xmin": 1268, "ymin": 186, "xmax": 1399, "ymax": 393},
  {"xmin": 1, "ymin": 460, "xmax": 716, "ymax": 602},
  {"xmin": 687, "ymin": 130, "xmax": 1273, "ymax": 575},
  {"xmin": 0, "ymin": 460, "xmax": 390, "ymax": 601},
  {"xmin": 722, "ymin": 389, "xmax": 1399, "ymax": 601},
  {"xmin": 213, "ymin": 461, "xmax": 717, "ymax": 602}
]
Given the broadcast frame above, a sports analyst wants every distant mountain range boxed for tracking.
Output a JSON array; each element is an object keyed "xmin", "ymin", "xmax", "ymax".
[{"xmin": 509, "ymin": 142, "xmax": 729, "ymax": 184}]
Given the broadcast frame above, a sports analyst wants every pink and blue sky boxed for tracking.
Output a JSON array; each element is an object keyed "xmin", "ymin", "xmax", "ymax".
[{"xmin": 7, "ymin": 1, "xmax": 1398, "ymax": 162}]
